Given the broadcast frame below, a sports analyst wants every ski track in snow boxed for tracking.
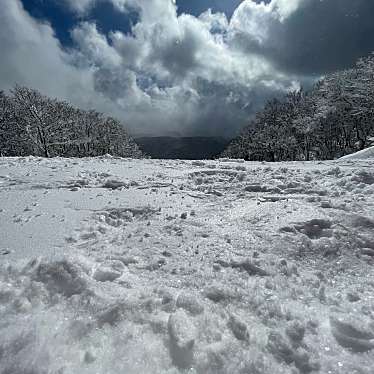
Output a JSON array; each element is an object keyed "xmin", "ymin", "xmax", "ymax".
[{"xmin": 0, "ymin": 155, "xmax": 374, "ymax": 374}]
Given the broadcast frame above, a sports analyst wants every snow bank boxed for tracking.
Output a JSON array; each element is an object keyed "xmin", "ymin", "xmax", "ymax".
[{"xmin": 340, "ymin": 146, "xmax": 374, "ymax": 160}]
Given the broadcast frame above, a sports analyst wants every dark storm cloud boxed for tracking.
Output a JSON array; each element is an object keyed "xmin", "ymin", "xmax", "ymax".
[
  {"xmin": 282, "ymin": 0, "xmax": 374, "ymax": 74},
  {"xmin": 187, "ymin": 77, "xmax": 290, "ymax": 137},
  {"xmin": 232, "ymin": 0, "xmax": 374, "ymax": 76}
]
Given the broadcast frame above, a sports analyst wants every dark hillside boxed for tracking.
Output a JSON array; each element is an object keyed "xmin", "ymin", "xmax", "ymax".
[{"xmin": 136, "ymin": 136, "xmax": 230, "ymax": 160}]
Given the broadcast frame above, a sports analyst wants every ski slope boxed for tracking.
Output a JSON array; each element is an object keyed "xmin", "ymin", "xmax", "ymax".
[{"xmin": 1, "ymin": 156, "xmax": 374, "ymax": 374}]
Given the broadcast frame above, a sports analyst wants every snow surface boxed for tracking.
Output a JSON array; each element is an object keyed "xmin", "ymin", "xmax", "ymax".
[
  {"xmin": 340, "ymin": 146, "xmax": 374, "ymax": 160},
  {"xmin": 1, "ymin": 156, "xmax": 374, "ymax": 374}
]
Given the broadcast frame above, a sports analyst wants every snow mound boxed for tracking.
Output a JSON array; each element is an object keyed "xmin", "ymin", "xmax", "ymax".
[{"xmin": 340, "ymin": 146, "xmax": 374, "ymax": 160}]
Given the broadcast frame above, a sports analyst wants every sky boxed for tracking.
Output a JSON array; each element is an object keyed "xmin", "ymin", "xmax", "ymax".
[{"xmin": 1, "ymin": 0, "xmax": 374, "ymax": 138}]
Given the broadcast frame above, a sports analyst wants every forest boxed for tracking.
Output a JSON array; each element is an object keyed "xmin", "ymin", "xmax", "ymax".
[
  {"xmin": 0, "ymin": 86, "xmax": 143, "ymax": 158},
  {"xmin": 223, "ymin": 53, "xmax": 374, "ymax": 161}
]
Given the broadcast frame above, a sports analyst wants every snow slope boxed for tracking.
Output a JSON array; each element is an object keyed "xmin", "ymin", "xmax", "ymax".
[
  {"xmin": 340, "ymin": 146, "xmax": 374, "ymax": 160},
  {"xmin": 1, "ymin": 156, "xmax": 374, "ymax": 374}
]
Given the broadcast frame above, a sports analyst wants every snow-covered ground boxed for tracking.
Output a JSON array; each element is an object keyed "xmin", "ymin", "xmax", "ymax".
[{"xmin": 1, "ymin": 155, "xmax": 374, "ymax": 374}]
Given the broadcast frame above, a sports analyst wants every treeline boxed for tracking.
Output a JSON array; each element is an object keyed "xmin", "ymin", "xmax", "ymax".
[
  {"xmin": 0, "ymin": 86, "xmax": 143, "ymax": 158},
  {"xmin": 223, "ymin": 53, "xmax": 374, "ymax": 161}
]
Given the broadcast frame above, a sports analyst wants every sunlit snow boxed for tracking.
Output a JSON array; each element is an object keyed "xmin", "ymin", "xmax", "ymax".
[{"xmin": 1, "ymin": 154, "xmax": 374, "ymax": 373}]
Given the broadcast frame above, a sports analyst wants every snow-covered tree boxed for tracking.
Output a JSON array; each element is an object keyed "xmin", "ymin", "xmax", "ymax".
[
  {"xmin": 223, "ymin": 52, "xmax": 374, "ymax": 161},
  {"xmin": 0, "ymin": 86, "xmax": 143, "ymax": 158}
]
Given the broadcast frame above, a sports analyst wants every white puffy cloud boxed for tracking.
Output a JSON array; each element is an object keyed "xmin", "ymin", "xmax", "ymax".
[
  {"xmin": 0, "ymin": 0, "xmax": 93, "ymax": 104},
  {"xmin": 271, "ymin": 0, "xmax": 304, "ymax": 20},
  {"xmin": 72, "ymin": 22, "xmax": 122, "ymax": 67},
  {"xmin": 229, "ymin": 0, "xmax": 306, "ymax": 47}
]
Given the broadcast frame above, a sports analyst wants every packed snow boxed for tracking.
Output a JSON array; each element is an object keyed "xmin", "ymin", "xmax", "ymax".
[{"xmin": 1, "ymin": 155, "xmax": 374, "ymax": 374}]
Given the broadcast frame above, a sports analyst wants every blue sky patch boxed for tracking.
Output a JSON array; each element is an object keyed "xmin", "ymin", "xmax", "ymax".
[
  {"xmin": 20, "ymin": 0, "xmax": 242, "ymax": 47},
  {"xmin": 20, "ymin": 0, "xmax": 139, "ymax": 46}
]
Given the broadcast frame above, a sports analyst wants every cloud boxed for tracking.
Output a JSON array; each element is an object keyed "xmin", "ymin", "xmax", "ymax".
[
  {"xmin": 271, "ymin": 0, "xmax": 304, "ymax": 20},
  {"xmin": 67, "ymin": 0, "xmax": 298, "ymax": 136},
  {"xmin": 1, "ymin": 0, "xmax": 373, "ymax": 137},
  {"xmin": 64, "ymin": 0, "xmax": 97, "ymax": 14},
  {"xmin": 71, "ymin": 22, "xmax": 122, "ymax": 67},
  {"xmin": 230, "ymin": 0, "xmax": 374, "ymax": 75},
  {"xmin": 0, "ymin": 0, "xmax": 94, "ymax": 104}
]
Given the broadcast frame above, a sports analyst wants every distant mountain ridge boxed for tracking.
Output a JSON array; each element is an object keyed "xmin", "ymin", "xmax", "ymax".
[{"xmin": 135, "ymin": 136, "xmax": 230, "ymax": 160}]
